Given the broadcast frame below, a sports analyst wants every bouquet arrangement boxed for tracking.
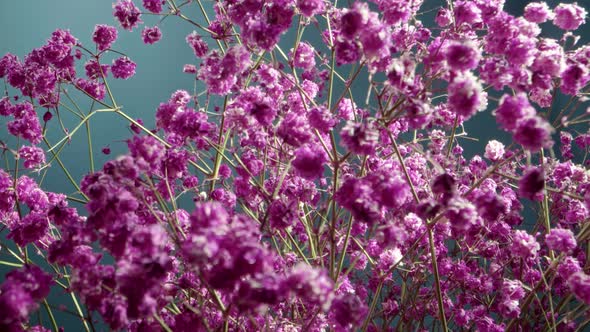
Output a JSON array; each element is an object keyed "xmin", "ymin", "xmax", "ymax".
[{"xmin": 1, "ymin": 0, "xmax": 590, "ymax": 331}]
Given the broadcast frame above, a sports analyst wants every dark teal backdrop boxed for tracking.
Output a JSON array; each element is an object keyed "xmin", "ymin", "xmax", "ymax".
[{"xmin": 0, "ymin": 0, "xmax": 588, "ymax": 330}]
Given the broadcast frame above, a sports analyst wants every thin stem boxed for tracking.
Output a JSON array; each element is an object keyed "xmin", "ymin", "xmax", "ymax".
[
  {"xmin": 428, "ymin": 226, "xmax": 448, "ymax": 331},
  {"xmin": 43, "ymin": 300, "xmax": 60, "ymax": 332}
]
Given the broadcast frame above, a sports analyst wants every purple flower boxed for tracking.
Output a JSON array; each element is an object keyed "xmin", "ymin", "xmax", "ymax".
[
  {"xmin": 18, "ymin": 146, "xmax": 45, "ymax": 169},
  {"xmin": 76, "ymin": 78, "xmax": 106, "ymax": 100},
  {"xmin": 8, "ymin": 212, "xmax": 49, "ymax": 246},
  {"xmin": 198, "ymin": 46, "xmax": 251, "ymax": 95},
  {"xmin": 513, "ymin": 116, "xmax": 552, "ymax": 151},
  {"xmin": 268, "ymin": 198, "xmax": 299, "ymax": 229},
  {"xmin": 0, "ymin": 53, "xmax": 19, "ymax": 78},
  {"xmin": 84, "ymin": 59, "xmax": 109, "ymax": 79},
  {"xmin": 340, "ymin": 120, "xmax": 379, "ymax": 155},
  {"xmin": 453, "ymin": 0, "xmax": 482, "ymax": 26},
  {"xmin": 287, "ymin": 263, "xmax": 334, "ymax": 311},
  {"xmin": 569, "ymin": 272, "xmax": 590, "ymax": 305},
  {"xmin": 335, "ymin": 177, "xmax": 381, "ymax": 225},
  {"xmin": 141, "ymin": 26, "xmax": 162, "ymax": 45},
  {"xmin": 186, "ymin": 31, "xmax": 208, "ymax": 58},
  {"xmin": 445, "ymin": 41, "xmax": 481, "ymax": 71},
  {"xmin": 292, "ymin": 144, "xmax": 327, "ymax": 180},
  {"xmin": 7, "ymin": 102, "xmax": 42, "ymax": 144},
  {"xmin": 0, "ymin": 96, "xmax": 13, "ymax": 116},
  {"xmin": 484, "ymin": 140, "xmax": 505, "ymax": 161},
  {"xmin": 297, "ymin": 0, "xmax": 324, "ymax": 17},
  {"xmin": 308, "ymin": 106, "xmax": 336, "ymax": 133},
  {"xmin": 92, "ymin": 24, "xmax": 118, "ymax": 51},
  {"xmin": 518, "ymin": 167, "xmax": 545, "ymax": 201},
  {"xmin": 524, "ymin": 2, "xmax": 553, "ymax": 23},
  {"xmin": 111, "ymin": 57, "xmax": 136, "ymax": 79},
  {"xmin": 448, "ymin": 72, "xmax": 486, "ymax": 119},
  {"xmin": 511, "ymin": 230, "xmax": 540, "ymax": 260},
  {"xmin": 236, "ymin": 274, "xmax": 286, "ymax": 311},
  {"xmin": 277, "ymin": 113, "xmax": 312, "ymax": 147},
  {"xmin": 446, "ymin": 198, "xmax": 479, "ymax": 233},
  {"xmin": 128, "ymin": 135, "xmax": 165, "ymax": 174},
  {"xmin": 553, "ymin": 3, "xmax": 586, "ymax": 30},
  {"xmin": 498, "ymin": 279, "xmax": 525, "ymax": 318},
  {"xmin": 0, "ymin": 265, "xmax": 53, "ymax": 326},
  {"xmin": 436, "ymin": 8, "xmax": 452, "ymax": 27},
  {"xmin": 331, "ymin": 293, "xmax": 368, "ymax": 328},
  {"xmin": 561, "ymin": 64, "xmax": 588, "ymax": 95},
  {"xmin": 142, "ymin": 0, "xmax": 163, "ymax": 14},
  {"xmin": 182, "ymin": 64, "xmax": 196, "ymax": 74},
  {"xmin": 494, "ymin": 93, "xmax": 536, "ymax": 132},
  {"xmin": 291, "ymin": 42, "xmax": 315, "ymax": 71},
  {"xmin": 546, "ymin": 228, "xmax": 577, "ymax": 253},
  {"xmin": 113, "ymin": 0, "xmax": 142, "ymax": 31}
]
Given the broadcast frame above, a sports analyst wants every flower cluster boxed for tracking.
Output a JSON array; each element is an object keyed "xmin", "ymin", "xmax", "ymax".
[{"xmin": 1, "ymin": 0, "xmax": 590, "ymax": 331}]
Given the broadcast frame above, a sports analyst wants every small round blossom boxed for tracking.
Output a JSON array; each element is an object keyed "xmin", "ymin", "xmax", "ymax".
[
  {"xmin": 331, "ymin": 293, "xmax": 368, "ymax": 329},
  {"xmin": 513, "ymin": 116, "xmax": 552, "ymax": 151},
  {"xmin": 291, "ymin": 42, "xmax": 316, "ymax": 71},
  {"xmin": 435, "ymin": 8, "xmax": 452, "ymax": 27},
  {"xmin": 84, "ymin": 59, "xmax": 109, "ymax": 79},
  {"xmin": 518, "ymin": 167, "xmax": 545, "ymax": 201},
  {"xmin": 18, "ymin": 146, "xmax": 45, "ymax": 169},
  {"xmin": 524, "ymin": 2, "xmax": 553, "ymax": 23},
  {"xmin": 0, "ymin": 97, "xmax": 13, "ymax": 116},
  {"xmin": 445, "ymin": 40, "xmax": 481, "ymax": 71},
  {"xmin": 92, "ymin": 24, "xmax": 118, "ymax": 51},
  {"xmin": 532, "ymin": 38, "xmax": 565, "ymax": 77},
  {"xmin": 494, "ymin": 93, "xmax": 536, "ymax": 132},
  {"xmin": 446, "ymin": 198, "xmax": 479, "ymax": 233},
  {"xmin": 292, "ymin": 145, "xmax": 327, "ymax": 180},
  {"xmin": 198, "ymin": 46, "xmax": 251, "ymax": 95},
  {"xmin": 553, "ymin": 3, "xmax": 587, "ymax": 31},
  {"xmin": 0, "ymin": 265, "xmax": 53, "ymax": 327},
  {"xmin": 506, "ymin": 35, "xmax": 538, "ymax": 67},
  {"xmin": 453, "ymin": 0, "xmax": 482, "ymax": 26},
  {"xmin": 7, "ymin": 103, "xmax": 43, "ymax": 144},
  {"xmin": 186, "ymin": 31, "xmax": 208, "ymax": 58},
  {"xmin": 141, "ymin": 26, "xmax": 162, "ymax": 45},
  {"xmin": 76, "ymin": 78, "xmax": 106, "ymax": 100},
  {"xmin": 111, "ymin": 57, "xmax": 136, "ymax": 79},
  {"xmin": 113, "ymin": 0, "xmax": 142, "ymax": 31},
  {"xmin": 297, "ymin": 0, "xmax": 325, "ymax": 17},
  {"xmin": 498, "ymin": 279, "xmax": 525, "ymax": 318},
  {"xmin": 183, "ymin": 64, "xmax": 197, "ymax": 74},
  {"xmin": 511, "ymin": 230, "xmax": 540, "ymax": 260},
  {"xmin": 142, "ymin": 0, "xmax": 163, "ymax": 13},
  {"xmin": 569, "ymin": 272, "xmax": 590, "ymax": 305},
  {"xmin": 448, "ymin": 72, "xmax": 486, "ymax": 119},
  {"xmin": 340, "ymin": 120, "xmax": 379, "ymax": 155},
  {"xmin": 484, "ymin": 140, "xmax": 505, "ymax": 161},
  {"xmin": 337, "ymin": 98, "xmax": 355, "ymax": 121},
  {"xmin": 287, "ymin": 263, "xmax": 334, "ymax": 311},
  {"xmin": 561, "ymin": 64, "xmax": 588, "ymax": 95},
  {"xmin": 546, "ymin": 228, "xmax": 577, "ymax": 253}
]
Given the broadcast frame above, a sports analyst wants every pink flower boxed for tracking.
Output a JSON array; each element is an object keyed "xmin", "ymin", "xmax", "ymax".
[
  {"xmin": 141, "ymin": 26, "xmax": 162, "ymax": 45},
  {"xmin": 92, "ymin": 24, "xmax": 118, "ymax": 51},
  {"xmin": 111, "ymin": 57, "xmax": 136, "ymax": 79},
  {"xmin": 113, "ymin": 0, "xmax": 142, "ymax": 31},
  {"xmin": 524, "ymin": 2, "xmax": 553, "ymax": 23},
  {"xmin": 553, "ymin": 3, "xmax": 587, "ymax": 30}
]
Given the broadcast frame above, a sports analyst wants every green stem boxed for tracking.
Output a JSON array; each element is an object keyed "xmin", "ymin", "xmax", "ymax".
[
  {"xmin": 0, "ymin": 260, "xmax": 23, "ymax": 267},
  {"xmin": 43, "ymin": 300, "xmax": 60, "ymax": 332},
  {"xmin": 43, "ymin": 137, "xmax": 89, "ymax": 201},
  {"xmin": 428, "ymin": 227, "xmax": 448, "ymax": 331}
]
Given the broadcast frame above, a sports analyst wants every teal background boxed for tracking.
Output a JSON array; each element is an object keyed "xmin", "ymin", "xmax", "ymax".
[{"xmin": 0, "ymin": 0, "xmax": 588, "ymax": 330}]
